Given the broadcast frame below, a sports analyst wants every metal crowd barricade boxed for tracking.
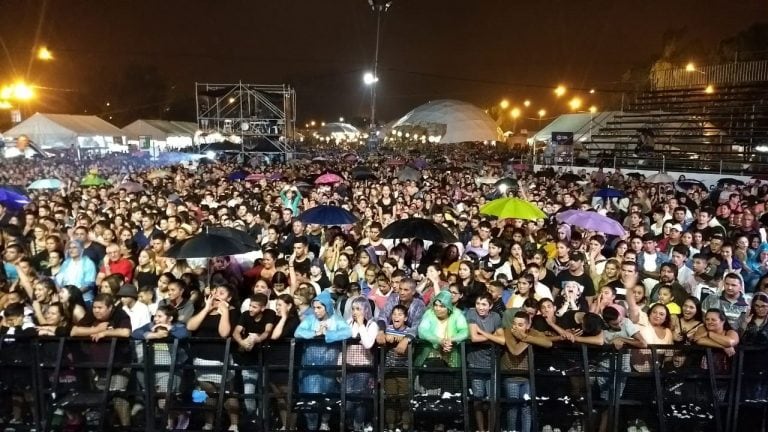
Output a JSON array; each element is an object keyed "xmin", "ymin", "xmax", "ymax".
[{"xmin": 1, "ymin": 335, "xmax": 766, "ymax": 432}]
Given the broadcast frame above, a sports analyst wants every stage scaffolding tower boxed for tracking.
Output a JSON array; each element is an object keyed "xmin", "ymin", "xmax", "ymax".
[{"xmin": 195, "ymin": 82, "xmax": 296, "ymax": 160}]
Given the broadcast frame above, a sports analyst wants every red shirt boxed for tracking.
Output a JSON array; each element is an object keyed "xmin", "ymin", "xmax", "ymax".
[{"xmin": 100, "ymin": 258, "xmax": 135, "ymax": 283}]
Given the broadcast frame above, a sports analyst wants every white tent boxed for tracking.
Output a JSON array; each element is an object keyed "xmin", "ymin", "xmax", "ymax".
[
  {"xmin": 389, "ymin": 99, "xmax": 502, "ymax": 144},
  {"xmin": 122, "ymin": 119, "xmax": 199, "ymax": 151},
  {"xmin": 3, "ymin": 113, "xmax": 126, "ymax": 152}
]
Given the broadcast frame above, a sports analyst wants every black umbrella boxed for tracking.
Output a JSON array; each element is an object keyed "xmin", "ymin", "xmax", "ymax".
[
  {"xmin": 717, "ymin": 177, "xmax": 744, "ymax": 187},
  {"xmin": 380, "ymin": 218, "xmax": 458, "ymax": 243},
  {"xmin": 298, "ymin": 205, "xmax": 358, "ymax": 225},
  {"xmin": 206, "ymin": 226, "xmax": 259, "ymax": 249},
  {"xmin": 559, "ymin": 173, "xmax": 582, "ymax": 183},
  {"xmin": 351, "ymin": 168, "xmax": 377, "ymax": 181},
  {"xmin": 396, "ymin": 166, "xmax": 422, "ymax": 182},
  {"xmin": 164, "ymin": 232, "xmax": 255, "ymax": 259},
  {"xmin": 676, "ymin": 179, "xmax": 707, "ymax": 191},
  {"xmin": 533, "ymin": 170, "xmax": 555, "ymax": 178}
]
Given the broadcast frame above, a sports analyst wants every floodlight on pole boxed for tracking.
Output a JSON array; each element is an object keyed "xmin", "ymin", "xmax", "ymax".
[
  {"xmin": 523, "ymin": 100, "xmax": 531, "ymax": 107},
  {"xmin": 569, "ymin": 97, "xmax": 582, "ymax": 111},
  {"xmin": 363, "ymin": 72, "xmax": 379, "ymax": 85},
  {"xmin": 499, "ymin": 99, "xmax": 510, "ymax": 109},
  {"xmin": 554, "ymin": 85, "xmax": 566, "ymax": 97},
  {"xmin": 37, "ymin": 47, "xmax": 53, "ymax": 61}
]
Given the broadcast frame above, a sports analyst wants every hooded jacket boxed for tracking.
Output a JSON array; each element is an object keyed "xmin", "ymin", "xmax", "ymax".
[{"xmin": 415, "ymin": 290, "xmax": 469, "ymax": 367}]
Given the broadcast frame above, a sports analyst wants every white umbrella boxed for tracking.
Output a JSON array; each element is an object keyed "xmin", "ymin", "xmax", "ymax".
[
  {"xmin": 475, "ymin": 177, "xmax": 499, "ymax": 185},
  {"xmin": 646, "ymin": 173, "xmax": 674, "ymax": 184}
]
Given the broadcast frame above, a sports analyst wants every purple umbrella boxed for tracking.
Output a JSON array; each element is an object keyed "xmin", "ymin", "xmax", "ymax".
[
  {"xmin": 555, "ymin": 210, "xmax": 626, "ymax": 236},
  {"xmin": 411, "ymin": 157, "xmax": 428, "ymax": 170}
]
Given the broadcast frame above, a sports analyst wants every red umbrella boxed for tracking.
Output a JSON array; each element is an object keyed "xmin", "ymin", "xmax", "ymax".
[
  {"xmin": 246, "ymin": 173, "xmax": 267, "ymax": 181},
  {"xmin": 314, "ymin": 173, "xmax": 343, "ymax": 185}
]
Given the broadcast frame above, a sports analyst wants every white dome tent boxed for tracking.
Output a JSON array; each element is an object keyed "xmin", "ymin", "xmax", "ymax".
[
  {"xmin": 314, "ymin": 122, "xmax": 362, "ymax": 143},
  {"xmin": 389, "ymin": 99, "xmax": 503, "ymax": 144}
]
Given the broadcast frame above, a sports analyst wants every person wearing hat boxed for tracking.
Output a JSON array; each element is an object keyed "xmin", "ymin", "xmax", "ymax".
[
  {"xmin": 554, "ymin": 251, "xmax": 596, "ymax": 306},
  {"xmin": 659, "ymin": 223, "xmax": 683, "ymax": 255},
  {"xmin": 117, "ymin": 283, "xmax": 151, "ymax": 331}
]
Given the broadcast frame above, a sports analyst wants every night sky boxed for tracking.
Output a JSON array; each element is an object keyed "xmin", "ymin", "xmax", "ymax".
[{"xmin": 0, "ymin": 0, "xmax": 766, "ymax": 128}]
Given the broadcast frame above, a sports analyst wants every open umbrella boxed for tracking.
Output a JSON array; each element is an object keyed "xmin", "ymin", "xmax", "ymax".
[
  {"xmin": 228, "ymin": 171, "xmax": 248, "ymax": 181},
  {"xmin": 28, "ymin": 179, "xmax": 63, "ymax": 190},
  {"xmin": 342, "ymin": 152, "xmax": 358, "ymax": 162},
  {"xmin": 206, "ymin": 226, "xmax": 259, "ymax": 249},
  {"xmin": 676, "ymin": 179, "xmax": 706, "ymax": 191},
  {"xmin": 646, "ymin": 173, "xmax": 675, "ymax": 184},
  {"xmin": 559, "ymin": 173, "xmax": 582, "ymax": 183},
  {"xmin": 717, "ymin": 177, "xmax": 745, "ymax": 187},
  {"xmin": 480, "ymin": 197, "xmax": 546, "ymax": 220},
  {"xmin": 533, "ymin": 170, "xmax": 556, "ymax": 178},
  {"xmin": 411, "ymin": 157, "xmax": 428, "ymax": 170},
  {"xmin": 475, "ymin": 177, "xmax": 499, "ymax": 185},
  {"xmin": 351, "ymin": 169, "xmax": 377, "ymax": 181},
  {"xmin": 246, "ymin": 173, "xmax": 267, "ymax": 181},
  {"xmin": 0, "ymin": 188, "xmax": 30, "ymax": 209},
  {"xmin": 512, "ymin": 163, "xmax": 528, "ymax": 172},
  {"xmin": 80, "ymin": 174, "xmax": 110, "ymax": 187},
  {"xmin": 385, "ymin": 159, "xmax": 406, "ymax": 166},
  {"xmin": 555, "ymin": 210, "xmax": 626, "ymax": 236},
  {"xmin": 594, "ymin": 187, "xmax": 624, "ymax": 199},
  {"xmin": 314, "ymin": 173, "xmax": 344, "ymax": 185},
  {"xmin": 293, "ymin": 181, "xmax": 313, "ymax": 189},
  {"xmin": 298, "ymin": 205, "xmax": 358, "ymax": 226},
  {"xmin": 380, "ymin": 218, "xmax": 458, "ymax": 243},
  {"xmin": 164, "ymin": 232, "xmax": 255, "ymax": 259},
  {"xmin": 148, "ymin": 170, "xmax": 172, "ymax": 179},
  {"xmin": 396, "ymin": 166, "xmax": 421, "ymax": 182},
  {"xmin": 269, "ymin": 172, "xmax": 284, "ymax": 181},
  {"xmin": 312, "ymin": 156, "xmax": 329, "ymax": 162},
  {"xmin": 115, "ymin": 181, "xmax": 144, "ymax": 193},
  {"xmin": 493, "ymin": 178, "xmax": 518, "ymax": 191}
]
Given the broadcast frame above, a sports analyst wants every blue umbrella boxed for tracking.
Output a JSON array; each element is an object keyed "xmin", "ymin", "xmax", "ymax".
[
  {"xmin": 228, "ymin": 171, "xmax": 248, "ymax": 181},
  {"xmin": 298, "ymin": 205, "xmax": 358, "ymax": 226},
  {"xmin": 28, "ymin": 179, "xmax": 63, "ymax": 190},
  {"xmin": 0, "ymin": 188, "xmax": 30, "ymax": 209},
  {"xmin": 594, "ymin": 187, "xmax": 624, "ymax": 199}
]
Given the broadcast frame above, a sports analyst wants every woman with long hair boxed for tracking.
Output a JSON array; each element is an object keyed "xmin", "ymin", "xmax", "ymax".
[
  {"xmin": 457, "ymin": 260, "xmax": 486, "ymax": 309},
  {"xmin": 417, "ymin": 263, "xmax": 446, "ymax": 305},
  {"xmin": 344, "ymin": 297, "xmax": 379, "ymax": 430},
  {"xmin": 269, "ymin": 294, "xmax": 301, "ymax": 430},
  {"xmin": 57, "ymin": 284, "xmax": 87, "ymax": 324},
  {"xmin": 596, "ymin": 258, "xmax": 620, "ymax": 290},
  {"xmin": 506, "ymin": 273, "xmax": 538, "ymax": 309},
  {"xmin": 673, "ymin": 296, "xmax": 704, "ymax": 345},
  {"xmin": 134, "ymin": 249, "xmax": 161, "ymax": 290}
]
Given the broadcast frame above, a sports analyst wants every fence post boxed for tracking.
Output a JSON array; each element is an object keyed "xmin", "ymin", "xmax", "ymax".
[
  {"xmin": 528, "ymin": 345, "xmax": 538, "ymax": 432},
  {"xmin": 581, "ymin": 345, "xmax": 595, "ymax": 432},
  {"xmin": 340, "ymin": 340, "xmax": 347, "ymax": 432},
  {"xmin": 460, "ymin": 342, "xmax": 470, "ymax": 432}
]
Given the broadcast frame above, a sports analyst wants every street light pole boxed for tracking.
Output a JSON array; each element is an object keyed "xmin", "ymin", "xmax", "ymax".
[{"xmin": 367, "ymin": 0, "xmax": 392, "ymax": 149}]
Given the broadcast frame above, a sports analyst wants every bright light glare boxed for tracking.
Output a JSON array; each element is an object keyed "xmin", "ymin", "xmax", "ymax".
[
  {"xmin": 523, "ymin": 100, "xmax": 531, "ymax": 107},
  {"xmin": 498, "ymin": 184, "xmax": 509, "ymax": 194},
  {"xmin": 569, "ymin": 97, "xmax": 582, "ymax": 110},
  {"xmin": 589, "ymin": 106, "xmax": 598, "ymax": 113},
  {"xmin": 686, "ymin": 63, "xmax": 696, "ymax": 72},
  {"xmin": 499, "ymin": 99, "xmax": 510, "ymax": 109},
  {"xmin": 704, "ymin": 85, "xmax": 715, "ymax": 94},
  {"xmin": 554, "ymin": 85, "xmax": 566, "ymax": 97},
  {"xmin": 363, "ymin": 72, "xmax": 379, "ymax": 85},
  {"xmin": 0, "ymin": 100, "xmax": 12, "ymax": 109},
  {"xmin": 538, "ymin": 109, "xmax": 546, "ymax": 118},
  {"xmin": 204, "ymin": 151, "xmax": 216, "ymax": 159},
  {"xmin": 37, "ymin": 47, "xmax": 53, "ymax": 61},
  {"xmin": 510, "ymin": 108, "xmax": 521, "ymax": 119}
]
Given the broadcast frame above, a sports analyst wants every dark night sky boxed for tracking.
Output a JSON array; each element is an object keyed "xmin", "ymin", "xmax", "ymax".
[{"xmin": 0, "ymin": 0, "xmax": 766, "ymax": 126}]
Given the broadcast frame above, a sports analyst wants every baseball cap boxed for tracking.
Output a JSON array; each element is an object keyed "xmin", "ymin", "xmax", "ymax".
[
  {"xmin": 669, "ymin": 223, "xmax": 683, "ymax": 232},
  {"xmin": 569, "ymin": 251, "xmax": 586, "ymax": 261},
  {"xmin": 116, "ymin": 284, "xmax": 138, "ymax": 299}
]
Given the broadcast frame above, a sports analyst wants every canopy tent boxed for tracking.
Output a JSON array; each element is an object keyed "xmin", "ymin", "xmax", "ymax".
[
  {"xmin": 313, "ymin": 122, "xmax": 362, "ymax": 143},
  {"xmin": 529, "ymin": 112, "xmax": 619, "ymax": 144},
  {"xmin": 387, "ymin": 99, "xmax": 503, "ymax": 144},
  {"xmin": 122, "ymin": 119, "xmax": 199, "ymax": 152},
  {"xmin": 3, "ymin": 113, "xmax": 126, "ymax": 153}
]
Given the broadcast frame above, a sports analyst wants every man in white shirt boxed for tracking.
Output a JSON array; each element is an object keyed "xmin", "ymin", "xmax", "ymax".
[{"xmin": 117, "ymin": 284, "xmax": 152, "ymax": 331}]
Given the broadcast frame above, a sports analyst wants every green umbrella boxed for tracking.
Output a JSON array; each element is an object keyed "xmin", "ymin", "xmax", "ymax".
[
  {"xmin": 81, "ymin": 174, "xmax": 110, "ymax": 187},
  {"xmin": 480, "ymin": 197, "xmax": 546, "ymax": 220}
]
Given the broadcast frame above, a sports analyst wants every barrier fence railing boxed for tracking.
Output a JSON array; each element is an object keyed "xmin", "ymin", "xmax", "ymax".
[{"xmin": 0, "ymin": 336, "xmax": 766, "ymax": 432}]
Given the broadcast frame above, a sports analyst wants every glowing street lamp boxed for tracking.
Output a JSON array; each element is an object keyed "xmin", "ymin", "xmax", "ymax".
[
  {"xmin": 510, "ymin": 108, "xmax": 521, "ymax": 119},
  {"xmin": 568, "ymin": 97, "xmax": 582, "ymax": 111},
  {"xmin": 523, "ymin": 99, "xmax": 531, "ymax": 107},
  {"xmin": 537, "ymin": 109, "xmax": 546, "ymax": 118},
  {"xmin": 589, "ymin": 106, "xmax": 598, "ymax": 114},
  {"xmin": 499, "ymin": 99, "xmax": 510, "ymax": 109},
  {"xmin": 37, "ymin": 47, "xmax": 53, "ymax": 61},
  {"xmin": 554, "ymin": 85, "xmax": 566, "ymax": 97},
  {"xmin": 686, "ymin": 62, "xmax": 706, "ymax": 74},
  {"xmin": 1, "ymin": 82, "xmax": 34, "ymax": 101},
  {"xmin": 704, "ymin": 84, "xmax": 715, "ymax": 94},
  {"xmin": 363, "ymin": 72, "xmax": 379, "ymax": 85}
]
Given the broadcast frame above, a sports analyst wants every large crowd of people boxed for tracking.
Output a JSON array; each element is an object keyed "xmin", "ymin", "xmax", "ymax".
[{"xmin": 0, "ymin": 146, "xmax": 766, "ymax": 432}]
